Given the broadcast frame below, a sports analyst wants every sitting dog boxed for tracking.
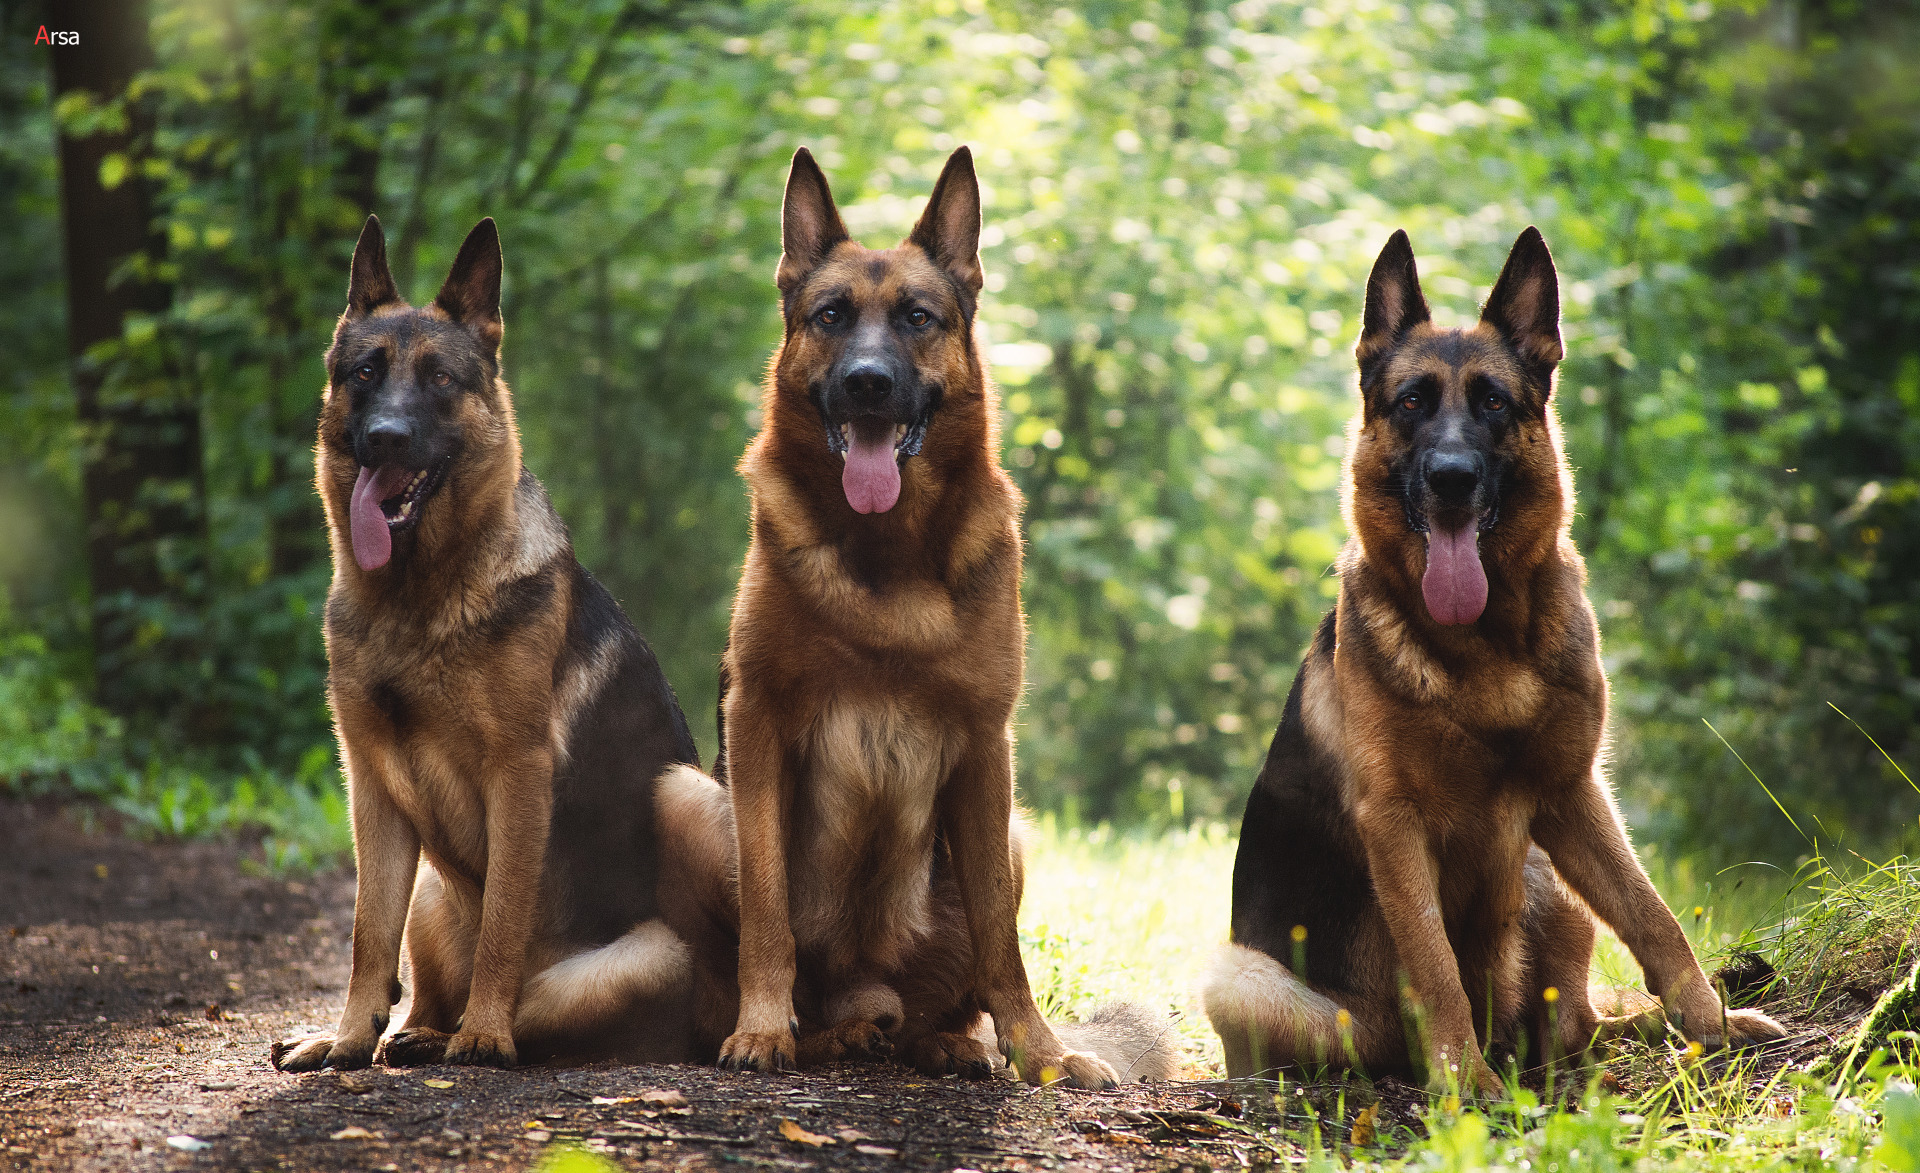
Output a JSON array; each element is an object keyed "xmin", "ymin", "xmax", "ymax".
[
  {"xmin": 1204, "ymin": 228, "xmax": 1785, "ymax": 1093},
  {"xmin": 665, "ymin": 147, "xmax": 1178, "ymax": 1088},
  {"xmin": 272, "ymin": 216, "xmax": 704, "ymax": 1071}
]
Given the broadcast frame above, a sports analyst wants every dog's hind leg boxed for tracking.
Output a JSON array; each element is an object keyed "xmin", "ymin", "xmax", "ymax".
[
  {"xmin": 1203, "ymin": 943, "xmax": 1376, "ymax": 1079},
  {"xmin": 380, "ymin": 866, "xmax": 473, "ymax": 1067},
  {"xmin": 1518, "ymin": 846, "xmax": 1603, "ymax": 1065},
  {"xmin": 799, "ymin": 983, "xmax": 902, "ymax": 1066},
  {"xmin": 509, "ymin": 920, "xmax": 694, "ymax": 1064}
]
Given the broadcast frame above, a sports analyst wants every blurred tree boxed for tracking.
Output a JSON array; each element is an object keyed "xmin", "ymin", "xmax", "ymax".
[
  {"xmin": 49, "ymin": 0, "xmax": 207, "ymax": 732},
  {"xmin": 0, "ymin": 0, "xmax": 1914, "ymax": 861}
]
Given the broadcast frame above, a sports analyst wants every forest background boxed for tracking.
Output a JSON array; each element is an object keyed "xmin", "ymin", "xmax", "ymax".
[{"xmin": 0, "ymin": 0, "xmax": 1915, "ymax": 868}]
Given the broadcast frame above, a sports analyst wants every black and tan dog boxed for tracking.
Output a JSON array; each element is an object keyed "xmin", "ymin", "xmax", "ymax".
[
  {"xmin": 271, "ymin": 216, "xmax": 704, "ymax": 1072},
  {"xmin": 1203, "ymin": 229, "xmax": 1785, "ymax": 1094},
  {"xmin": 656, "ymin": 147, "xmax": 1178, "ymax": 1088}
]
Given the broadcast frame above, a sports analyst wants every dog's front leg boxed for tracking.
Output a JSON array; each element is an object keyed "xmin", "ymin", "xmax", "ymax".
[
  {"xmin": 1358, "ymin": 798, "xmax": 1497, "ymax": 1097},
  {"xmin": 1533, "ymin": 770, "xmax": 1784, "ymax": 1048},
  {"xmin": 942, "ymin": 739, "xmax": 1117, "ymax": 1089},
  {"xmin": 444, "ymin": 748, "xmax": 554, "ymax": 1068},
  {"xmin": 719, "ymin": 699, "xmax": 799, "ymax": 1072},
  {"xmin": 272, "ymin": 742, "xmax": 418, "ymax": 1072}
]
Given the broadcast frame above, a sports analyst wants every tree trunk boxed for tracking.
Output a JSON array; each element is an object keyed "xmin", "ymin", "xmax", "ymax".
[{"xmin": 50, "ymin": 0, "xmax": 207, "ymax": 727}]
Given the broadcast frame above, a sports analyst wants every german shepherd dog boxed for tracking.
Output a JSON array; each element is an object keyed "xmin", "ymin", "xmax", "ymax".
[
  {"xmin": 1203, "ymin": 229, "xmax": 1785, "ymax": 1095},
  {"xmin": 655, "ymin": 147, "xmax": 1178, "ymax": 1088},
  {"xmin": 271, "ymin": 216, "xmax": 704, "ymax": 1072}
]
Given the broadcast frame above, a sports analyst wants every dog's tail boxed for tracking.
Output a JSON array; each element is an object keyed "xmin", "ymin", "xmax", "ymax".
[
  {"xmin": 1201, "ymin": 942, "xmax": 1348, "ymax": 1078},
  {"xmin": 513, "ymin": 919, "xmax": 692, "ymax": 1044},
  {"xmin": 1051, "ymin": 1001, "xmax": 1185, "ymax": 1082}
]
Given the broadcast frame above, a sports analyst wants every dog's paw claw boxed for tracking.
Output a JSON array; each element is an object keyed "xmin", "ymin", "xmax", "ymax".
[
  {"xmin": 443, "ymin": 1031, "xmax": 516, "ymax": 1068},
  {"xmin": 273, "ymin": 1033, "xmax": 372, "ymax": 1073},
  {"xmin": 379, "ymin": 1027, "xmax": 452, "ymax": 1068},
  {"xmin": 720, "ymin": 1030, "xmax": 797, "ymax": 1074}
]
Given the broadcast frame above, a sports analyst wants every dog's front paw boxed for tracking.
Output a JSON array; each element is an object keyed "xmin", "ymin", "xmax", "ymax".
[
  {"xmin": 1025, "ymin": 1050, "xmax": 1118, "ymax": 1090},
  {"xmin": 1424, "ymin": 1048, "xmax": 1501, "ymax": 1102},
  {"xmin": 379, "ymin": 1027, "xmax": 452, "ymax": 1067},
  {"xmin": 907, "ymin": 1031, "xmax": 996, "ymax": 1080},
  {"xmin": 720, "ymin": 1028, "xmax": 797, "ymax": 1073},
  {"xmin": 443, "ymin": 1030, "xmax": 517, "ymax": 1068},
  {"xmin": 1723, "ymin": 1008, "xmax": 1788, "ymax": 1047},
  {"xmin": 271, "ymin": 1031, "xmax": 374, "ymax": 1073}
]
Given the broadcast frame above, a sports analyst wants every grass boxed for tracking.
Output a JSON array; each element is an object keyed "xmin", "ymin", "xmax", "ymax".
[{"xmin": 1018, "ymin": 819, "xmax": 1920, "ymax": 1171}]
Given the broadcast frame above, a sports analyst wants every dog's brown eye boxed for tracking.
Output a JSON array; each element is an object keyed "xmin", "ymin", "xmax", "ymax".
[
  {"xmin": 356, "ymin": 365, "xmax": 375, "ymax": 382},
  {"xmin": 1399, "ymin": 393, "xmax": 1420, "ymax": 412},
  {"xmin": 907, "ymin": 309, "xmax": 930, "ymax": 327},
  {"xmin": 1484, "ymin": 394, "xmax": 1504, "ymax": 411},
  {"xmin": 433, "ymin": 371, "xmax": 452, "ymax": 387},
  {"xmin": 817, "ymin": 307, "xmax": 840, "ymax": 326}
]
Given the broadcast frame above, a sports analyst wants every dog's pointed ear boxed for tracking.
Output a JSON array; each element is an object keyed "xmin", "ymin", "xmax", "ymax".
[
  {"xmin": 776, "ymin": 148, "xmax": 850, "ymax": 296},
  {"xmin": 1356, "ymin": 230, "xmax": 1430, "ymax": 388},
  {"xmin": 1481, "ymin": 226, "xmax": 1564, "ymax": 386},
  {"xmin": 434, "ymin": 218, "xmax": 504, "ymax": 350},
  {"xmin": 907, "ymin": 146, "xmax": 983, "ymax": 296},
  {"xmin": 346, "ymin": 214, "xmax": 400, "ymax": 319}
]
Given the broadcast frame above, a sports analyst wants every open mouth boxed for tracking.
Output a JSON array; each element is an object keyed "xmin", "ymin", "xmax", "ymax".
[
  {"xmin": 823, "ymin": 417, "xmax": 928, "ymax": 461},
  {"xmin": 348, "ymin": 458, "xmax": 449, "ymax": 571},
  {"xmin": 824, "ymin": 413, "xmax": 929, "ymax": 515},
  {"xmin": 377, "ymin": 461, "xmax": 447, "ymax": 529}
]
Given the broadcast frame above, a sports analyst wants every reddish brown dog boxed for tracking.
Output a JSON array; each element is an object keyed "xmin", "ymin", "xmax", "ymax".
[
  {"xmin": 658, "ymin": 147, "xmax": 1177, "ymax": 1088},
  {"xmin": 1205, "ymin": 229, "xmax": 1785, "ymax": 1094}
]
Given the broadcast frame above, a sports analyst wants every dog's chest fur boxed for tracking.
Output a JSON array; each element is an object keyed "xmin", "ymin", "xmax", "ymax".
[{"xmin": 787, "ymin": 698, "xmax": 955, "ymax": 978}]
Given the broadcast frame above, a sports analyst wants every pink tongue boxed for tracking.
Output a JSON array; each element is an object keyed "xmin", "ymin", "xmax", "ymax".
[
  {"xmin": 842, "ymin": 427, "xmax": 901, "ymax": 515},
  {"xmin": 349, "ymin": 465, "xmax": 412, "ymax": 572},
  {"xmin": 1422, "ymin": 525, "xmax": 1488, "ymax": 625}
]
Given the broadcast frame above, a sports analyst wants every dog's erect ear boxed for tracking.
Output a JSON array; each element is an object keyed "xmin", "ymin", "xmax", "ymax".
[
  {"xmin": 345, "ymin": 214, "xmax": 400, "ymax": 319},
  {"xmin": 1480, "ymin": 226, "xmax": 1564, "ymax": 386},
  {"xmin": 776, "ymin": 148, "xmax": 850, "ymax": 296},
  {"xmin": 907, "ymin": 146, "xmax": 983, "ymax": 297},
  {"xmin": 1356, "ymin": 230, "xmax": 1431, "ymax": 389},
  {"xmin": 434, "ymin": 218, "xmax": 505, "ymax": 349}
]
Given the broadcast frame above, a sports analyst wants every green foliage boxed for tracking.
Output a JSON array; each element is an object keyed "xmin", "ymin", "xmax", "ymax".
[{"xmin": 0, "ymin": 0, "xmax": 1915, "ymax": 860}]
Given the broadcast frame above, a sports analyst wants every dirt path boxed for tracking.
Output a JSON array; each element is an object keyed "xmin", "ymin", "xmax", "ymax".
[{"xmin": 2, "ymin": 798, "xmax": 1433, "ymax": 1172}]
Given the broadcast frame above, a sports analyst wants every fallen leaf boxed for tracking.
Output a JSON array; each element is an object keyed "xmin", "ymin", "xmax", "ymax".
[
  {"xmin": 330, "ymin": 1126, "xmax": 378, "ymax": 1141},
  {"xmin": 591, "ymin": 1095, "xmax": 635, "ymax": 1105},
  {"xmin": 836, "ymin": 1129, "xmax": 870, "ymax": 1143},
  {"xmin": 639, "ymin": 1088, "xmax": 690, "ymax": 1109},
  {"xmin": 165, "ymin": 1135, "xmax": 210, "ymax": 1152},
  {"xmin": 855, "ymin": 1144, "xmax": 899, "ymax": 1156},
  {"xmin": 1349, "ymin": 1103, "xmax": 1377, "ymax": 1146},
  {"xmin": 199, "ymin": 1081, "xmax": 236, "ymax": 1092},
  {"xmin": 334, "ymin": 1074, "xmax": 373, "ymax": 1094},
  {"xmin": 778, "ymin": 1118, "xmax": 836, "ymax": 1147},
  {"xmin": 523, "ymin": 1129, "xmax": 552, "ymax": 1143},
  {"xmin": 423, "ymin": 1079, "xmax": 454, "ymax": 1089}
]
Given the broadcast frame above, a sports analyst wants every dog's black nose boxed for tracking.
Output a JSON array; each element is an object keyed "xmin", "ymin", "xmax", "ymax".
[
  {"xmin": 843, "ymin": 362, "xmax": 894, "ymax": 407},
  {"xmin": 1427, "ymin": 453, "xmax": 1479, "ymax": 505},
  {"xmin": 365, "ymin": 418, "xmax": 413, "ymax": 463}
]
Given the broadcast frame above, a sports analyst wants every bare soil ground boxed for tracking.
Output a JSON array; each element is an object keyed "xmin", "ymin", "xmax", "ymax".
[
  {"xmin": 0, "ymin": 798, "xmax": 1850, "ymax": 1172},
  {"xmin": 0, "ymin": 798, "xmax": 1419, "ymax": 1172}
]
